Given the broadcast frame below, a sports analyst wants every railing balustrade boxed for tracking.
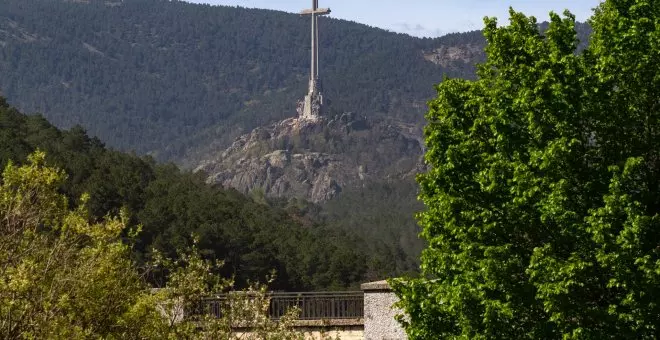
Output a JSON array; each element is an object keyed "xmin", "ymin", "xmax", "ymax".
[{"xmin": 198, "ymin": 291, "xmax": 364, "ymax": 320}]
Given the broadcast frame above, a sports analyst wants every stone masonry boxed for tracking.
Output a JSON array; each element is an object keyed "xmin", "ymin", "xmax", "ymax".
[{"xmin": 361, "ymin": 280, "xmax": 406, "ymax": 340}]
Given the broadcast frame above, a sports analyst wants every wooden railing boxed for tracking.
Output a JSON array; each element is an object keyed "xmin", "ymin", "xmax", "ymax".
[
  {"xmin": 269, "ymin": 291, "xmax": 363, "ymax": 320},
  {"xmin": 199, "ymin": 291, "xmax": 364, "ymax": 320}
]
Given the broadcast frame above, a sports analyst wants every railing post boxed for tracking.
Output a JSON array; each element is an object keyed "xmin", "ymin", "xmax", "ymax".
[
  {"xmin": 361, "ymin": 280, "xmax": 406, "ymax": 340},
  {"xmin": 331, "ymin": 297, "xmax": 335, "ymax": 319}
]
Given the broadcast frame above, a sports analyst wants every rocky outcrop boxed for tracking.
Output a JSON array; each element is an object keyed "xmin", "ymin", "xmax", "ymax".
[
  {"xmin": 196, "ymin": 114, "xmax": 424, "ymax": 203},
  {"xmin": 0, "ymin": 18, "xmax": 43, "ymax": 45},
  {"xmin": 423, "ymin": 44, "xmax": 484, "ymax": 67}
]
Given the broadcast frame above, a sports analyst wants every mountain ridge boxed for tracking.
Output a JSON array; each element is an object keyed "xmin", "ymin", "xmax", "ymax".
[{"xmin": 0, "ymin": 0, "xmax": 485, "ymax": 164}]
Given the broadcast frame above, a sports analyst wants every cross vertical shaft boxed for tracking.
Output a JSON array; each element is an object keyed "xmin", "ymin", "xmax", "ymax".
[
  {"xmin": 298, "ymin": 0, "xmax": 330, "ymax": 120},
  {"xmin": 310, "ymin": 0, "xmax": 317, "ymax": 92}
]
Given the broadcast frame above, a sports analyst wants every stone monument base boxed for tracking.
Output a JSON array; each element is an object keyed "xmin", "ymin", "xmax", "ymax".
[{"xmin": 297, "ymin": 90, "xmax": 324, "ymax": 121}]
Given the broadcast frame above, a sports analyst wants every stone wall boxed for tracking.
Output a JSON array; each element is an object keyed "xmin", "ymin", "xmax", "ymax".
[
  {"xmin": 361, "ymin": 280, "xmax": 406, "ymax": 340},
  {"xmin": 292, "ymin": 319, "xmax": 364, "ymax": 340},
  {"xmin": 234, "ymin": 320, "xmax": 364, "ymax": 340}
]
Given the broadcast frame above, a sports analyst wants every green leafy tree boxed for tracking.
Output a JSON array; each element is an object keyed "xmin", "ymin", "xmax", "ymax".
[
  {"xmin": 0, "ymin": 152, "xmax": 305, "ymax": 339},
  {"xmin": 0, "ymin": 151, "xmax": 145, "ymax": 338},
  {"xmin": 392, "ymin": 1, "xmax": 659, "ymax": 338}
]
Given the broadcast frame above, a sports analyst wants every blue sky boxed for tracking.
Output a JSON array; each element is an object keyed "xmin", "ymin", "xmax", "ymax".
[{"xmin": 184, "ymin": 1, "xmax": 602, "ymax": 37}]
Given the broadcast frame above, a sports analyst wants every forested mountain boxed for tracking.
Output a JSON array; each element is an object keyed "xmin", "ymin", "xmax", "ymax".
[
  {"xmin": 0, "ymin": 0, "xmax": 486, "ymax": 164},
  {"xmin": 0, "ymin": 98, "xmax": 417, "ymax": 290},
  {"xmin": 0, "ymin": 0, "xmax": 593, "ymax": 285}
]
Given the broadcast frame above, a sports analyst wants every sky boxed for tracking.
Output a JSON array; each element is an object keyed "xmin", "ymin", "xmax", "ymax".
[{"xmin": 184, "ymin": 0, "xmax": 603, "ymax": 37}]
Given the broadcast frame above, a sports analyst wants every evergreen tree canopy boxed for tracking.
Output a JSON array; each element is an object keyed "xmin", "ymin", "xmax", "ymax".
[{"xmin": 0, "ymin": 100, "xmax": 378, "ymax": 291}]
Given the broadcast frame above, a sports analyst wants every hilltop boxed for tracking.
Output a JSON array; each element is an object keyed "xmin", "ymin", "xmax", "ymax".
[{"xmin": 0, "ymin": 0, "xmax": 486, "ymax": 164}]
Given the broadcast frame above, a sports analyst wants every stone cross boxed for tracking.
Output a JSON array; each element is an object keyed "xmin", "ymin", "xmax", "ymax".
[{"xmin": 298, "ymin": 0, "xmax": 331, "ymax": 120}]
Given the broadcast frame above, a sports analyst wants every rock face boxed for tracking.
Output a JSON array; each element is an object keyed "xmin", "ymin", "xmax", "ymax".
[
  {"xmin": 423, "ymin": 44, "xmax": 484, "ymax": 67},
  {"xmin": 196, "ymin": 113, "xmax": 424, "ymax": 203}
]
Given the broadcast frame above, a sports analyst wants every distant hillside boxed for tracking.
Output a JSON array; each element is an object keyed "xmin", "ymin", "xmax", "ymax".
[
  {"xmin": 0, "ymin": 0, "xmax": 486, "ymax": 163},
  {"xmin": 0, "ymin": 97, "xmax": 418, "ymax": 290},
  {"xmin": 0, "ymin": 0, "xmax": 593, "ymax": 281}
]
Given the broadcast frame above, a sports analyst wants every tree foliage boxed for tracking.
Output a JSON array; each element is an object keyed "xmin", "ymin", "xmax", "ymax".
[
  {"xmin": 0, "ymin": 151, "xmax": 141, "ymax": 337},
  {"xmin": 0, "ymin": 151, "xmax": 309, "ymax": 339},
  {"xmin": 392, "ymin": 1, "xmax": 660, "ymax": 338}
]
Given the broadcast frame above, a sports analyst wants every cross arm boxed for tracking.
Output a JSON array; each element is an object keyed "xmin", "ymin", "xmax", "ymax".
[{"xmin": 300, "ymin": 8, "xmax": 331, "ymax": 15}]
